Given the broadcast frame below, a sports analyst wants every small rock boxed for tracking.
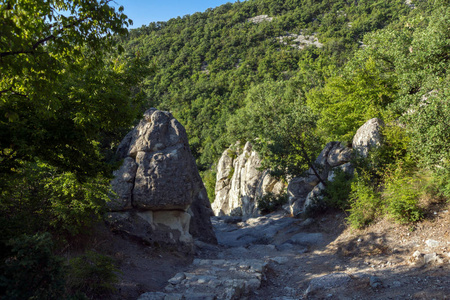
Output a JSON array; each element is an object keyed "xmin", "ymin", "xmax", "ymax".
[
  {"xmin": 289, "ymin": 232, "xmax": 324, "ymax": 246},
  {"xmin": 137, "ymin": 292, "xmax": 167, "ymax": 300},
  {"xmin": 164, "ymin": 285, "xmax": 175, "ymax": 292},
  {"xmin": 412, "ymin": 250, "xmax": 422, "ymax": 259},
  {"xmin": 424, "ymin": 253, "xmax": 438, "ymax": 264},
  {"xmin": 391, "ymin": 281, "xmax": 402, "ymax": 288},
  {"xmin": 370, "ymin": 276, "xmax": 383, "ymax": 288},
  {"xmin": 270, "ymin": 257, "xmax": 289, "ymax": 264},
  {"xmin": 304, "ymin": 273, "xmax": 351, "ymax": 296},
  {"xmin": 168, "ymin": 273, "xmax": 186, "ymax": 285},
  {"xmin": 276, "ymin": 243, "xmax": 294, "ymax": 252},
  {"xmin": 425, "ymin": 239, "xmax": 440, "ymax": 248},
  {"xmin": 164, "ymin": 294, "xmax": 183, "ymax": 300},
  {"xmin": 183, "ymin": 293, "xmax": 215, "ymax": 300},
  {"xmin": 301, "ymin": 218, "xmax": 314, "ymax": 227}
]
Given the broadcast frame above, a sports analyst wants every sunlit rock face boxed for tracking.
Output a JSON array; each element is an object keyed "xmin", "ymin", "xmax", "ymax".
[{"xmin": 212, "ymin": 142, "xmax": 285, "ymax": 217}]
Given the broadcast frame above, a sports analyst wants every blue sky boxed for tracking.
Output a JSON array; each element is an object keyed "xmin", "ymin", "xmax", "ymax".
[{"xmin": 112, "ymin": 0, "xmax": 239, "ymax": 28}]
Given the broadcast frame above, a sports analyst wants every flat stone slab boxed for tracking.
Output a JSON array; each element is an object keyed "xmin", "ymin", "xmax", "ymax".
[
  {"xmin": 288, "ymin": 232, "xmax": 325, "ymax": 246},
  {"xmin": 305, "ymin": 272, "xmax": 351, "ymax": 296},
  {"xmin": 212, "ymin": 213, "xmax": 297, "ymax": 247},
  {"xmin": 138, "ymin": 259, "xmax": 268, "ymax": 300}
]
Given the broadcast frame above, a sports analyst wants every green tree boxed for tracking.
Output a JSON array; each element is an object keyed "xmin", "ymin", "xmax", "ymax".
[
  {"xmin": 0, "ymin": 0, "xmax": 141, "ymax": 177},
  {"xmin": 0, "ymin": 1, "xmax": 144, "ymax": 297},
  {"xmin": 307, "ymin": 57, "xmax": 397, "ymax": 142},
  {"xmin": 0, "ymin": 0, "xmax": 147, "ymax": 239},
  {"xmin": 227, "ymin": 80, "xmax": 322, "ymax": 179}
]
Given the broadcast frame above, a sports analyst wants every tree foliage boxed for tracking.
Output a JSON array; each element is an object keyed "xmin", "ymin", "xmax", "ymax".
[
  {"xmin": 307, "ymin": 57, "xmax": 397, "ymax": 142},
  {"xmin": 0, "ymin": 0, "xmax": 143, "ymax": 178},
  {"xmin": 119, "ymin": 0, "xmax": 411, "ymax": 170},
  {"xmin": 228, "ymin": 80, "xmax": 321, "ymax": 177},
  {"xmin": 0, "ymin": 1, "xmax": 144, "ymax": 297},
  {"xmin": 0, "ymin": 0, "xmax": 147, "ymax": 268}
]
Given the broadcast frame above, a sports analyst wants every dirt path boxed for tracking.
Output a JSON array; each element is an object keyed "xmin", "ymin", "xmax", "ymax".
[{"xmin": 115, "ymin": 206, "xmax": 449, "ymax": 299}]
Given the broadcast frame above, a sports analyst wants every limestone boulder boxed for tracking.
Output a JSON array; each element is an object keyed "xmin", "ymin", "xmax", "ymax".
[
  {"xmin": 352, "ymin": 118, "xmax": 384, "ymax": 158},
  {"xmin": 108, "ymin": 157, "xmax": 137, "ymax": 211},
  {"xmin": 327, "ymin": 142, "xmax": 352, "ymax": 167},
  {"xmin": 304, "ymin": 142, "xmax": 338, "ymax": 186},
  {"xmin": 256, "ymin": 170, "xmax": 285, "ymax": 199},
  {"xmin": 132, "ymin": 146, "xmax": 194, "ymax": 210},
  {"xmin": 303, "ymin": 182, "xmax": 326, "ymax": 212},
  {"xmin": 287, "ymin": 177, "xmax": 314, "ymax": 216},
  {"xmin": 287, "ymin": 141, "xmax": 353, "ymax": 215},
  {"xmin": 109, "ymin": 108, "xmax": 217, "ymax": 252},
  {"xmin": 327, "ymin": 162, "xmax": 354, "ymax": 182}
]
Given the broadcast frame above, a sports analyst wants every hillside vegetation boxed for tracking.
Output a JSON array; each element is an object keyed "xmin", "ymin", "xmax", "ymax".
[
  {"xmin": 119, "ymin": 0, "xmax": 449, "ymax": 208},
  {"xmin": 120, "ymin": 0, "xmax": 412, "ymax": 169}
]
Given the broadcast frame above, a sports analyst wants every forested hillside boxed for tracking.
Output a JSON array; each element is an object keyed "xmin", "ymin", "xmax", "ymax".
[
  {"xmin": 119, "ymin": 0, "xmax": 448, "ymax": 202},
  {"xmin": 120, "ymin": 0, "xmax": 411, "ymax": 170}
]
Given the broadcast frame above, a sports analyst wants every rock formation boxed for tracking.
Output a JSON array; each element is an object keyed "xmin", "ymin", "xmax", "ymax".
[
  {"xmin": 352, "ymin": 118, "xmax": 384, "ymax": 158},
  {"xmin": 212, "ymin": 142, "xmax": 285, "ymax": 217},
  {"xmin": 106, "ymin": 108, "xmax": 217, "ymax": 253},
  {"xmin": 288, "ymin": 118, "xmax": 384, "ymax": 216},
  {"xmin": 287, "ymin": 142, "xmax": 353, "ymax": 216},
  {"xmin": 248, "ymin": 15, "xmax": 273, "ymax": 23}
]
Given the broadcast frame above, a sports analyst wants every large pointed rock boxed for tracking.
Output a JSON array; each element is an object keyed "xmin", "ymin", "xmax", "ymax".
[{"xmin": 108, "ymin": 109, "xmax": 217, "ymax": 252}]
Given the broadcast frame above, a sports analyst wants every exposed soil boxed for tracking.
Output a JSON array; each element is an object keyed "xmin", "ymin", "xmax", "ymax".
[
  {"xmin": 254, "ymin": 205, "xmax": 450, "ymax": 299},
  {"xmin": 87, "ymin": 200, "xmax": 449, "ymax": 299}
]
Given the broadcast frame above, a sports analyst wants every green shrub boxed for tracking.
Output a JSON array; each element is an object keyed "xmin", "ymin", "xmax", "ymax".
[
  {"xmin": 378, "ymin": 125, "xmax": 411, "ymax": 165},
  {"xmin": 429, "ymin": 167, "xmax": 450, "ymax": 201},
  {"xmin": 324, "ymin": 168, "xmax": 353, "ymax": 210},
  {"xmin": 0, "ymin": 160, "xmax": 110, "ymax": 239},
  {"xmin": 67, "ymin": 251, "xmax": 120, "ymax": 299},
  {"xmin": 201, "ymin": 169, "xmax": 217, "ymax": 203},
  {"xmin": 383, "ymin": 168, "xmax": 424, "ymax": 224},
  {"xmin": 257, "ymin": 192, "xmax": 288, "ymax": 214},
  {"xmin": 0, "ymin": 233, "xmax": 66, "ymax": 300},
  {"xmin": 347, "ymin": 171, "xmax": 383, "ymax": 229}
]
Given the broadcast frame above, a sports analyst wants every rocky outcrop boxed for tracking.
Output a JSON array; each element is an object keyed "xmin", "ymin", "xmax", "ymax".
[
  {"xmin": 248, "ymin": 15, "xmax": 273, "ymax": 23},
  {"xmin": 277, "ymin": 32, "xmax": 323, "ymax": 50},
  {"xmin": 288, "ymin": 118, "xmax": 384, "ymax": 216},
  {"xmin": 107, "ymin": 108, "xmax": 217, "ymax": 253},
  {"xmin": 352, "ymin": 118, "xmax": 384, "ymax": 158},
  {"xmin": 287, "ymin": 142, "xmax": 352, "ymax": 216},
  {"xmin": 212, "ymin": 142, "xmax": 285, "ymax": 217}
]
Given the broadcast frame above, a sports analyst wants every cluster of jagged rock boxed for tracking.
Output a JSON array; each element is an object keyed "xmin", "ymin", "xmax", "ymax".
[
  {"xmin": 212, "ymin": 118, "xmax": 385, "ymax": 218},
  {"xmin": 107, "ymin": 108, "xmax": 383, "ymax": 255},
  {"xmin": 212, "ymin": 142, "xmax": 285, "ymax": 217}
]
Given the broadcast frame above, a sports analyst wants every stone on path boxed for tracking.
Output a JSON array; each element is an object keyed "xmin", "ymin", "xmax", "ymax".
[
  {"xmin": 288, "ymin": 232, "xmax": 325, "ymax": 246},
  {"xmin": 304, "ymin": 273, "xmax": 351, "ymax": 297},
  {"xmin": 212, "ymin": 212, "xmax": 297, "ymax": 247},
  {"xmin": 138, "ymin": 259, "xmax": 268, "ymax": 300}
]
